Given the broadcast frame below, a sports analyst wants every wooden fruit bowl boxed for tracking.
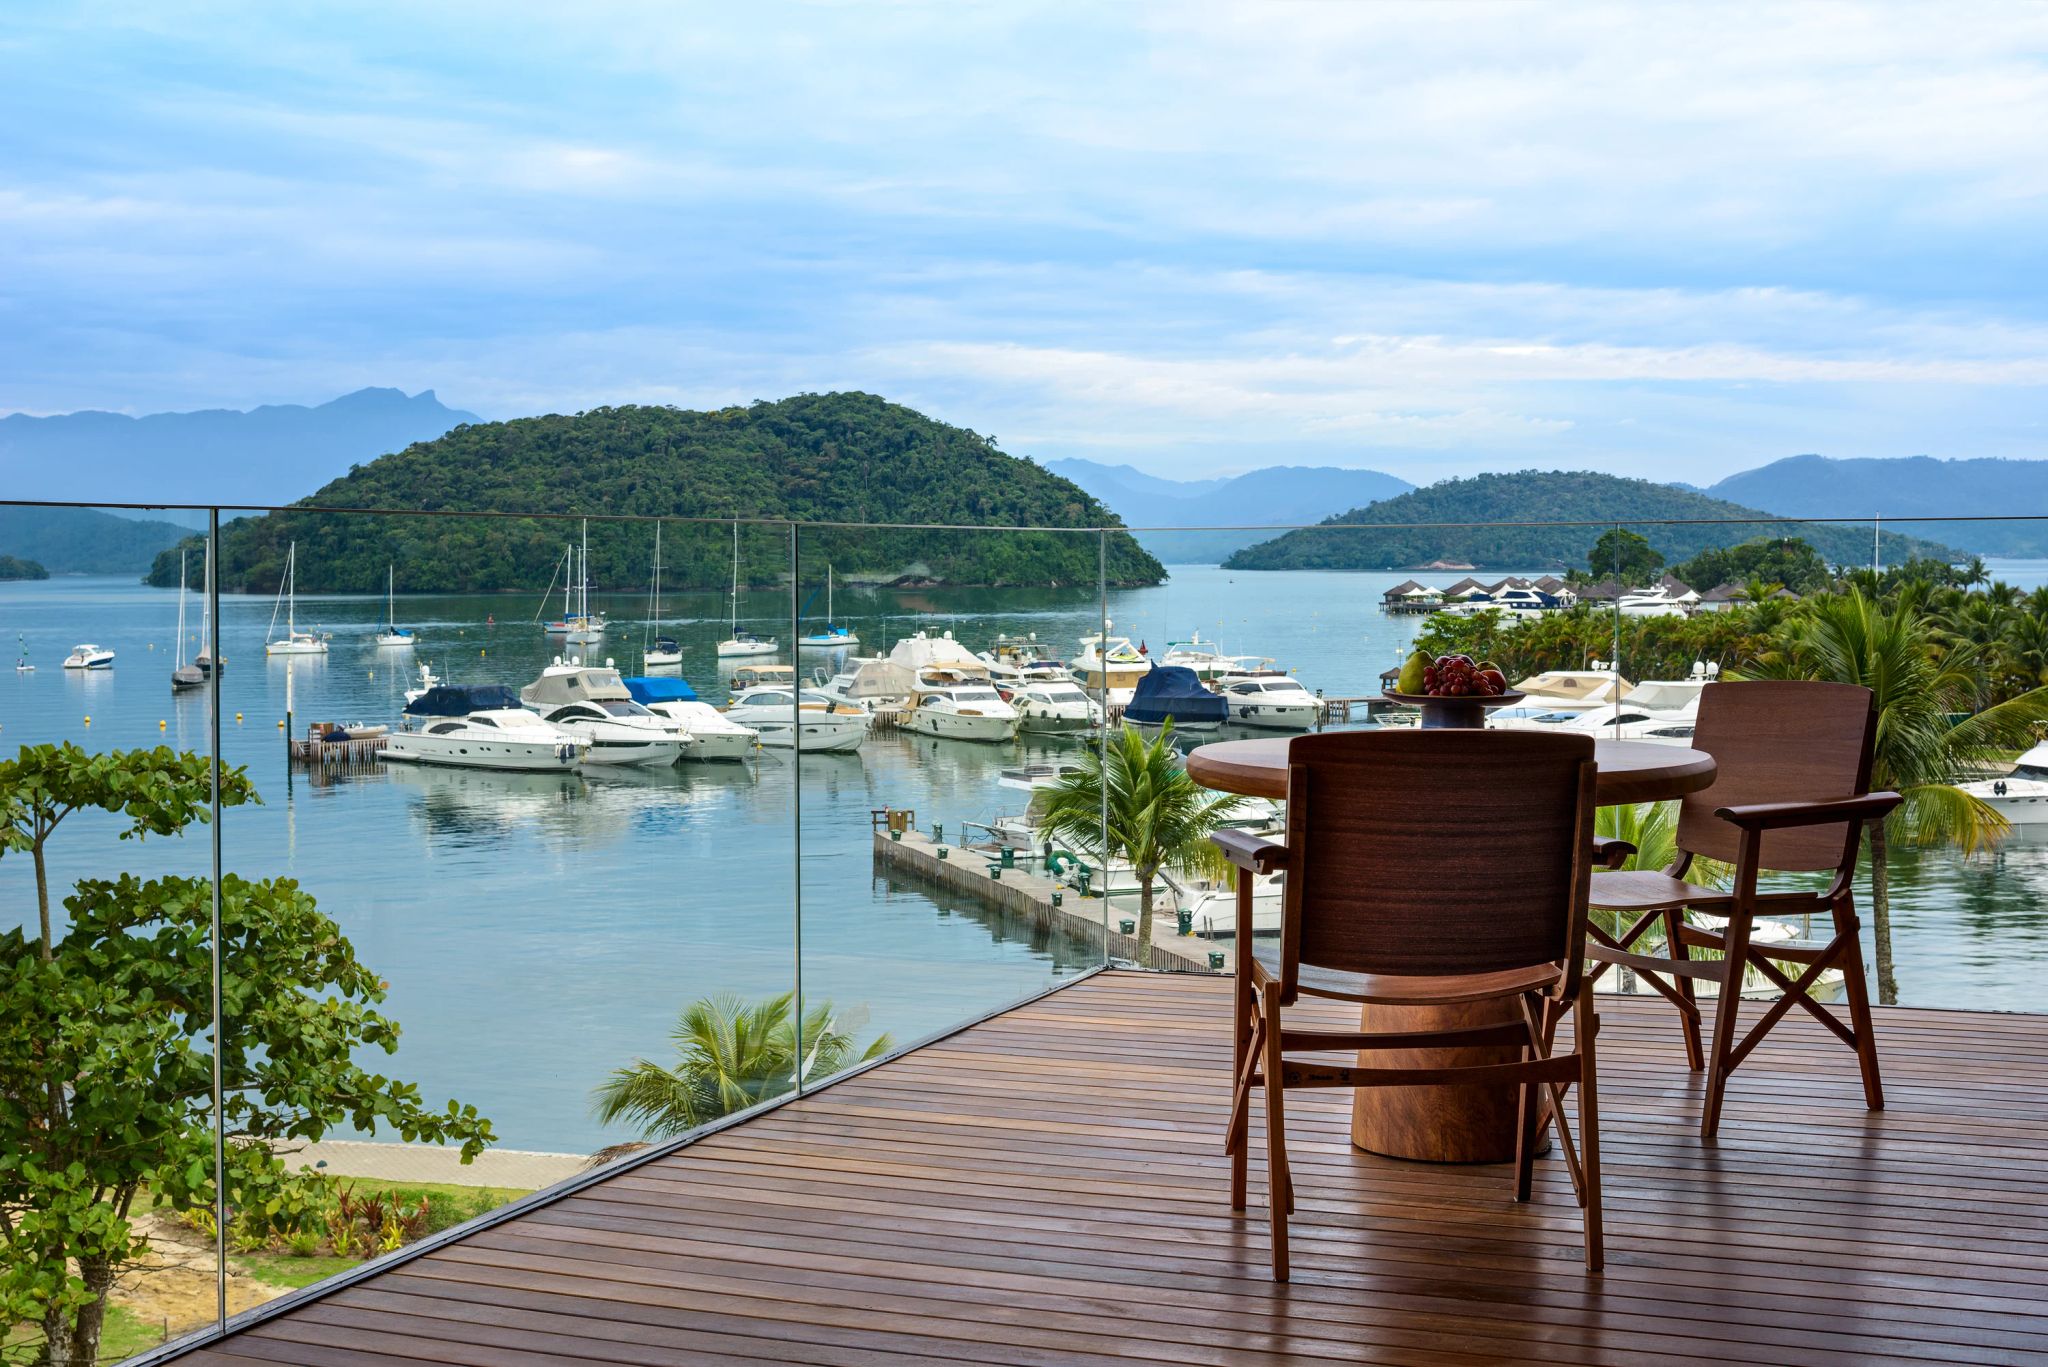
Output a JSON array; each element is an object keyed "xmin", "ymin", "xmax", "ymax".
[{"xmin": 1379, "ymin": 688, "xmax": 1527, "ymax": 730}]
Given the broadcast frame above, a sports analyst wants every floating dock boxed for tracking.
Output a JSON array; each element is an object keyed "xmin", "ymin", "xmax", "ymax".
[{"xmin": 872, "ymin": 826, "xmax": 1231, "ymax": 974}]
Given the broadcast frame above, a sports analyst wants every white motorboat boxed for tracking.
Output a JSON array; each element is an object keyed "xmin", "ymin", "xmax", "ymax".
[
  {"xmin": 902, "ymin": 675, "xmax": 1021, "ymax": 743},
  {"xmin": 657, "ymin": 700, "xmax": 761, "ymax": 761},
  {"xmin": 375, "ymin": 566, "xmax": 416, "ymax": 648},
  {"xmin": 1511, "ymin": 669, "xmax": 1631, "ymax": 712},
  {"xmin": 264, "ymin": 543, "xmax": 328, "ymax": 656},
  {"xmin": 1961, "ymin": 741, "xmax": 2048, "ymax": 825},
  {"xmin": 170, "ymin": 551, "xmax": 204, "ymax": 691},
  {"xmin": 382, "ymin": 684, "xmax": 584, "ymax": 771},
  {"xmin": 795, "ymin": 565, "xmax": 859, "ymax": 648},
  {"xmin": 62, "ymin": 643, "xmax": 114, "ymax": 670},
  {"xmin": 1217, "ymin": 676, "xmax": 1323, "ymax": 730},
  {"xmin": 520, "ymin": 658, "xmax": 689, "ymax": 767},
  {"xmin": 717, "ymin": 522, "xmax": 778, "ymax": 657},
  {"xmin": 814, "ymin": 657, "xmax": 915, "ymax": 712},
  {"xmin": 1159, "ymin": 632, "xmax": 1253, "ymax": 682},
  {"xmin": 997, "ymin": 762, "xmax": 1085, "ymax": 791},
  {"xmin": 1167, "ymin": 865, "xmax": 1286, "ymax": 938},
  {"xmin": 1617, "ymin": 587, "xmax": 1689, "ymax": 619},
  {"xmin": 723, "ymin": 686, "xmax": 870, "ymax": 752},
  {"xmin": 1073, "ymin": 626, "xmax": 1149, "ymax": 706},
  {"xmin": 403, "ymin": 661, "xmax": 442, "ymax": 704},
  {"xmin": 1010, "ymin": 679, "xmax": 1102, "ymax": 734},
  {"xmin": 887, "ymin": 629, "xmax": 988, "ymax": 679},
  {"xmin": 729, "ymin": 662, "xmax": 796, "ymax": 692}
]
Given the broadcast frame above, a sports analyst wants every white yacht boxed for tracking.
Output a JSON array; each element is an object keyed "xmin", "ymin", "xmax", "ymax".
[
  {"xmin": 887, "ymin": 629, "xmax": 988, "ymax": 679},
  {"xmin": 1961, "ymin": 741, "xmax": 2048, "ymax": 826},
  {"xmin": 264, "ymin": 542, "xmax": 328, "ymax": 656},
  {"xmin": 664, "ymin": 701, "xmax": 761, "ymax": 761},
  {"xmin": 717, "ymin": 522, "xmax": 777, "ymax": 657},
  {"xmin": 1217, "ymin": 676, "xmax": 1323, "ymax": 730},
  {"xmin": 62, "ymin": 643, "xmax": 115, "ymax": 670},
  {"xmin": 723, "ymin": 686, "xmax": 870, "ymax": 752},
  {"xmin": 1159, "ymin": 632, "xmax": 1251, "ymax": 682},
  {"xmin": 374, "ymin": 566, "xmax": 416, "ymax": 648},
  {"xmin": 1073, "ymin": 626, "xmax": 1149, "ymax": 706},
  {"xmin": 814, "ymin": 657, "xmax": 915, "ymax": 712},
  {"xmin": 1511, "ymin": 669, "xmax": 1631, "ymax": 712},
  {"xmin": 1166, "ymin": 865, "xmax": 1286, "ymax": 938},
  {"xmin": 902, "ymin": 675, "xmax": 1021, "ymax": 743},
  {"xmin": 519, "ymin": 658, "xmax": 688, "ymax": 767},
  {"xmin": 1010, "ymin": 679, "xmax": 1102, "ymax": 734},
  {"xmin": 403, "ymin": 661, "xmax": 442, "ymax": 704},
  {"xmin": 383, "ymin": 684, "xmax": 584, "ymax": 772},
  {"xmin": 1617, "ymin": 587, "xmax": 1689, "ymax": 619}
]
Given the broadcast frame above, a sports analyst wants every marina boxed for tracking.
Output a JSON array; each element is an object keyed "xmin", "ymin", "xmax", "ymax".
[{"xmin": 7, "ymin": 562, "xmax": 2048, "ymax": 1160}]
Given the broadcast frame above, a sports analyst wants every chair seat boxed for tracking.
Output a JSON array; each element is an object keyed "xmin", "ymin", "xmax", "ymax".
[
  {"xmin": 1251, "ymin": 944, "xmax": 1563, "ymax": 1004},
  {"xmin": 1589, "ymin": 869, "xmax": 1730, "ymax": 911}
]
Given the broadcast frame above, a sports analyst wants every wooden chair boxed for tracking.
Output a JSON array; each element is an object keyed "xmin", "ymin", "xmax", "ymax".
[
  {"xmin": 1584, "ymin": 679, "xmax": 1900, "ymax": 1140},
  {"xmin": 1216, "ymin": 729, "xmax": 1604, "ymax": 1281}
]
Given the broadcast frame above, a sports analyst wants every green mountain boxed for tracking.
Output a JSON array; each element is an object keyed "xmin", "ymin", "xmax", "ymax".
[
  {"xmin": 0, "ymin": 506, "xmax": 193, "ymax": 574},
  {"xmin": 1222, "ymin": 470, "xmax": 1953, "ymax": 572},
  {"xmin": 146, "ymin": 393, "xmax": 1164, "ymax": 593},
  {"xmin": 1708, "ymin": 455, "xmax": 2048, "ymax": 556},
  {"xmin": 0, "ymin": 555, "xmax": 49, "ymax": 581}
]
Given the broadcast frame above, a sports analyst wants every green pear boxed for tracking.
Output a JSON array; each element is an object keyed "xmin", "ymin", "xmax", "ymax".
[{"xmin": 1396, "ymin": 648, "xmax": 1430, "ymax": 694}]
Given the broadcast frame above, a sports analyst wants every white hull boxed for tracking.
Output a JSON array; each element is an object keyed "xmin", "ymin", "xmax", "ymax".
[
  {"xmin": 62, "ymin": 651, "xmax": 115, "ymax": 670},
  {"xmin": 383, "ymin": 734, "xmax": 581, "ymax": 771},
  {"xmin": 682, "ymin": 730, "xmax": 758, "ymax": 762},
  {"xmin": 568, "ymin": 734, "xmax": 688, "ymax": 767},
  {"xmin": 1960, "ymin": 779, "xmax": 2048, "ymax": 824},
  {"xmin": 797, "ymin": 634, "xmax": 859, "ymax": 648},
  {"xmin": 376, "ymin": 633, "xmax": 416, "ymax": 648},
  {"xmin": 904, "ymin": 709, "xmax": 1019, "ymax": 742},
  {"xmin": 266, "ymin": 639, "xmax": 328, "ymax": 656},
  {"xmin": 749, "ymin": 717, "xmax": 869, "ymax": 752},
  {"xmin": 1015, "ymin": 707, "xmax": 1096, "ymax": 734},
  {"xmin": 642, "ymin": 700, "xmax": 759, "ymax": 761},
  {"xmin": 1223, "ymin": 701, "xmax": 1320, "ymax": 730},
  {"xmin": 644, "ymin": 650, "xmax": 683, "ymax": 667},
  {"xmin": 718, "ymin": 639, "xmax": 779, "ymax": 658}
]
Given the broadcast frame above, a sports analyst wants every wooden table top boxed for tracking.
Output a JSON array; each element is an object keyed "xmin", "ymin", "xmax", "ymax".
[{"xmin": 1186, "ymin": 735, "xmax": 1716, "ymax": 806}]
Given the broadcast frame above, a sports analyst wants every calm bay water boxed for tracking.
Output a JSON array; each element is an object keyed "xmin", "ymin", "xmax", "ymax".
[{"xmin": 4, "ymin": 562, "xmax": 2045, "ymax": 1152}]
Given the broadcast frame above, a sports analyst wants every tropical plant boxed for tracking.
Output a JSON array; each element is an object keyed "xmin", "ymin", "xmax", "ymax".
[
  {"xmin": 1747, "ymin": 591, "xmax": 2048, "ymax": 1003},
  {"xmin": 0, "ymin": 743, "xmax": 491, "ymax": 1367},
  {"xmin": 1588, "ymin": 527, "xmax": 1665, "ymax": 586},
  {"xmin": 1034, "ymin": 722, "xmax": 1247, "ymax": 955},
  {"xmin": 591, "ymin": 992, "xmax": 891, "ymax": 1142}
]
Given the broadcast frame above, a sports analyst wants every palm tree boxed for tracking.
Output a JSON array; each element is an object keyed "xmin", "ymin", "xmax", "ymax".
[
  {"xmin": 1750, "ymin": 590, "xmax": 2048, "ymax": 1003},
  {"xmin": 1961, "ymin": 556, "xmax": 1989, "ymax": 592},
  {"xmin": 591, "ymin": 991, "xmax": 891, "ymax": 1141},
  {"xmin": 1035, "ymin": 721, "xmax": 1246, "ymax": 955}
]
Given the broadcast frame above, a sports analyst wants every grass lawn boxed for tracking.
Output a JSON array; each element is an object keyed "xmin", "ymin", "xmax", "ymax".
[{"xmin": 5, "ymin": 1305, "xmax": 165, "ymax": 1364}]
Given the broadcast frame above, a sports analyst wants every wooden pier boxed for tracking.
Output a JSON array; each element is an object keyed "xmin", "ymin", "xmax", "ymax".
[
  {"xmin": 287, "ymin": 732, "xmax": 388, "ymax": 773},
  {"xmin": 873, "ymin": 827, "xmax": 1229, "ymax": 973}
]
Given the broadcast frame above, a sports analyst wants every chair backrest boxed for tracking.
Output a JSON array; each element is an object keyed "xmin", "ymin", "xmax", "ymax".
[
  {"xmin": 1676, "ymin": 680, "xmax": 1876, "ymax": 873},
  {"xmin": 1278, "ymin": 730, "xmax": 1596, "ymax": 993}
]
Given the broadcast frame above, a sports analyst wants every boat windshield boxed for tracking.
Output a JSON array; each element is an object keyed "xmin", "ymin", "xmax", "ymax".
[{"xmin": 596, "ymin": 700, "xmax": 652, "ymax": 717}]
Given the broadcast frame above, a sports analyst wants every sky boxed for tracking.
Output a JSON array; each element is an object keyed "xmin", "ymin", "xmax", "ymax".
[{"xmin": 3, "ymin": 1, "xmax": 2046, "ymax": 483}]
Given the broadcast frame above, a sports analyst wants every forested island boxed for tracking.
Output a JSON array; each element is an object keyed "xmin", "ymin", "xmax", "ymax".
[
  {"xmin": 0, "ymin": 555, "xmax": 49, "ymax": 581},
  {"xmin": 1222, "ymin": 471, "xmax": 1951, "ymax": 572},
  {"xmin": 146, "ymin": 393, "xmax": 1164, "ymax": 592}
]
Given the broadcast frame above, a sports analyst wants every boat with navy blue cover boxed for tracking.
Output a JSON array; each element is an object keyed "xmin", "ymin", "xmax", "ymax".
[
  {"xmin": 1122, "ymin": 664, "xmax": 1228, "ymax": 732},
  {"xmin": 383, "ymin": 684, "xmax": 584, "ymax": 771}
]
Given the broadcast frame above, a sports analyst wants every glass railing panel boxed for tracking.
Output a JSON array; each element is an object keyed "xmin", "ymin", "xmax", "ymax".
[
  {"xmin": 792, "ymin": 523, "xmax": 1109, "ymax": 1084},
  {"xmin": 0, "ymin": 501, "xmax": 231, "ymax": 1363},
  {"xmin": 170, "ymin": 506, "xmax": 800, "ymax": 1333}
]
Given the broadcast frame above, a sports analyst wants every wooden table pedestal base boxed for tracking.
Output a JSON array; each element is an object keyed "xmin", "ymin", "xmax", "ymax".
[{"xmin": 1350, "ymin": 994, "xmax": 1551, "ymax": 1163}]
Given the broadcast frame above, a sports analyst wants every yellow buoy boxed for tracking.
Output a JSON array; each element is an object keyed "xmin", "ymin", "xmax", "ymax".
[
  {"xmin": 83, "ymin": 715, "xmax": 91, "ymax": 725},
  {"xmin": 235, "ymin": 712, "xmax": 244, "ymax": 723},
  {"xmin": 276, "ymin": 719, "xmax": 285, "ymax": 728},
  {"xmin": 159, "ymin": 720, "xmax": 166, "ymax": 730},
  {"xmin": 480, "ymin": 649, "xmax": 486, "ymax": 657}
]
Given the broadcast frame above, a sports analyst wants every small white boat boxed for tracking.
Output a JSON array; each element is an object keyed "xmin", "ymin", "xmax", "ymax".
[
  {"xmin": 265, "ymin": 543, "xmax": 328, "ymax": 656},
  {"xmin": 639, "ymin": 523, "xmax": 682, "ymax": 666},
  {"xmin": 997, "ymin": 762, "xmax": 1085, "ymax": 791},
  {"xmin": 13, "ymin": 634, "xmax": 30, "ymax": 673},
  {"xmin": 1010, "ymin": 679, "xmax": 1102, "ymax": 734},
  {"xmin": 1073, "ymin": 625, "xmax": 1149, "ymax": 706},
  {"xmin": 902, "ymin": 675, "xmax": 1020, "ymax": 743},
  {"xmin": 540, "ymin": 534, "xmax": 607, "ymax": 643},
  {"xmin": 717, "ymin": 522, "xmax": 776, "ymax": 657},
  {"xmin": 1961, "ymin": 741, "xmax": 2048, "ymax": 825},
  {"xmin": 520, "ymin": 658, "xmax": 689, "ymax": 767},
  {"xmin": 796, "ymin": 566, "xmax": 859, "ymax": 648},
  {"xmin": 647, "ymin": 700, "xmax": 760, "ymax": 761},
  {"xmin": 1168, "ymin": 865, "xmax": 1286, "ymax": 938},
  {"xmin": 62, "ymin": 643, "xmax": 114, "ymax": 670},
  {"xmin": 1217, "ymin": 676, "xmax": 1322, "ymax": 730},
  {"xmin": 723, "ymin": 686, "xmax": 870, "ymax": 752},
  {"xmin": 375, "ymin": 566, "xmax": 416, "ymax": 648},
  {"xmin": 171, "ymin": 551, "xmax": 204, "ymax": 691},
  {"xmin": 383, "ymin": 684, "xmax": 584, "ymax": 772},
  {"xmin": 644, "ymin": 637, "xmax": 683, "ymax": 668}
]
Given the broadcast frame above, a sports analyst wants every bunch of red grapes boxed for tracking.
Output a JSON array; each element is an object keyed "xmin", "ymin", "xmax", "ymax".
[{"xmin": 1421, "ymin": 653, "xmax": 1509, "ymax": 698}]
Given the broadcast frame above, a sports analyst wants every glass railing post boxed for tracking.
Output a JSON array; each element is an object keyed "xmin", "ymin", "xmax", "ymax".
[
  {"xmin": 790, "ymin": 520, "xmax": 805, "ymax": 1093},
  {"xmin": 1098, "ymin": 527, "xmax": 1110, "ymax": 961},
  {"xmin": 207, "ymin": 506, "xmax": 228, "ymax": 1337}
]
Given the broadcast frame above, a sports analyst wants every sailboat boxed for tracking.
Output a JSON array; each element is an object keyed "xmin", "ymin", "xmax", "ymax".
[
  {"xmin": 541, "ymin": 525, "xmax": 606, "ymax": 644},
  {"xmin": 171, "ymin": 550, "xmax": 204, "ymax": 691},
  {"xmin": 643, "ymin": 522, "xmax": 681, "ymax": 667},
  {"xmin": 264, "ymin": 542, "xmax": 328, "ymax": 656},
  {"xmin": 716, "ymin": 522, "xmax": 777, "ymax": 658},
  {"xmin": 796, "ymin": 564, "xmax": 859, "ymax": 648},
  {"xmin": 196, "ymin": 537, "xmax": 225, "ymax": 675},
  {"xmin": 375, "ymin": 566, "xmax": 416, "ymax": 647}
]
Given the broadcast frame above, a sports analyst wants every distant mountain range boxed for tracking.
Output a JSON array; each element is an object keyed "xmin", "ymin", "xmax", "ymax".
[
  {"xmin": 0, "ymin": 505, "xmax": 195, "ymax": 574},
  {"xmin": 1223, "ymin": 470, "xmax": 1952, "ymax": 572},
  {"xmin": 1707, "ymin": 456, "xmax": 2048, "ymax": 556},
  {"xmin": 0, "ymin": 387, "xmax": 479, "ymax": 518},
  {"xmin": 1044, "ymin": 459, "xmax": 1413, "ymax": 562}
]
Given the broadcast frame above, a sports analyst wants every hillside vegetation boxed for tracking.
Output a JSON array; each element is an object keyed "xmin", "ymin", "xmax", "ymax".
[
  {"xmin": 0, "ymin": 555, "xmax": 49, "ymax": 581},
  {"xmin": 0, "ymin": 506, "xmax": 192, "ymax": 574},
  {"xmin": 1222, "ymin": 471, "xmax": 1951, "ymax": 572},
  {"xmin": 147, "ymin": 393, "xmax": 1163, "ymax": 592}
]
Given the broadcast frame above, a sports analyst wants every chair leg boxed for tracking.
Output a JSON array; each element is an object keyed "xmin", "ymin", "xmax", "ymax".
[
  {"xmin": 1576, "ymin": 979, "xmax": 1604, "ymax": 1274},
  {"xmin": 1513, "ymin": 994, "xmax": 1544, "ymax": 1203},
  {"xmin": 1833, "ymin": 894, "xmax": 1885, "ymax": 1112},
  {"xmin": 1227, "ymin": 1012, "xmax": 1262, "ymax": 1211},
  {"xmin": 1700, "ymin": 905, "xmax": 1753, "ymax": 1142},
  {"xmin": 1260, "ymin": 989, "xmax": 1289, "ymax": 1281},
  {"xmin": 1662, "ymin": 906, "xmax": 1704, "ymax": 1071}
]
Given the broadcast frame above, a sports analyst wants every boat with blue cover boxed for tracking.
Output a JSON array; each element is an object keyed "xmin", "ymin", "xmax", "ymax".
[
  {"xmin": 382, "ymin": 683, "xmax": 584, "ymax": 771},
  {"xmin": 1123, "ymin": 664, "xmax": 1228, "ymax": 732}
]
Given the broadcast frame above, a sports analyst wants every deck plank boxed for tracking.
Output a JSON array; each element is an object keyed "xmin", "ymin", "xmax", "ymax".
[{"xmin": 173, "ymin": 971, "xmax": 2048, "ymax": 1366}]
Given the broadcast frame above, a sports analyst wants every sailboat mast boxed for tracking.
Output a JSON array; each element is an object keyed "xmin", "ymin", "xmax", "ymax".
[
  {"xmin": 731, "ymin": 521, "xmax": 740, "ymax": 633},
  {"xmin": 176, "ymin": 550, "xmax": 188, "ymax": 668},
  {"xmin": 580, "ymin": 518, "xmax": 589, "ymax": 622},
  {"xmin": 285, "ymin": 543, "xmax": 296, "ymax": 637}
]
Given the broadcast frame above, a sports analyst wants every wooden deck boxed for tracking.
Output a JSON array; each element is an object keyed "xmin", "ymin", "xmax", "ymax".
[{"xmin": 173, "ymin": 970, "xmax": 2048, "ymax": 1366}]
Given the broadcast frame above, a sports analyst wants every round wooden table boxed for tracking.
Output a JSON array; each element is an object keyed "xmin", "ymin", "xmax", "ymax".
[{"xmin": 1186, "ymin": 736, "xmax": 1717, "ymax": 1164}]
